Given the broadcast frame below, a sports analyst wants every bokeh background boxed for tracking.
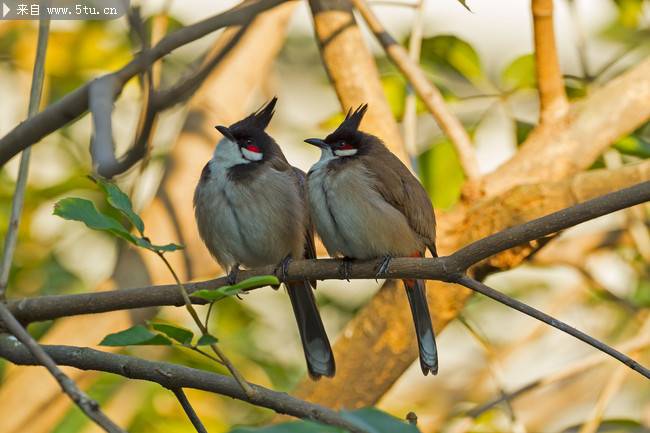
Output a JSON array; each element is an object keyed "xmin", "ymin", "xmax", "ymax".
[{"xmin": 0, "ymin": 0, "xmax": 649, "ymax": 432}]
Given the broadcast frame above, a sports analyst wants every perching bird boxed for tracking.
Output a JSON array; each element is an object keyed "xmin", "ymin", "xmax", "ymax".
[
  {"xmin": 193, "ymin": 98, "xmax": 335, "ymax": 379},
  {"xmin": 304, "ymin": 104, "xmax": 438, "ymax": 375}
]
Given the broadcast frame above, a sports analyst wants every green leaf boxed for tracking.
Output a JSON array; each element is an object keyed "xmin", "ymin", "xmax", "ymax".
[
  {"xmin": 134, "ymin": 237, "xmax": 185, "ymax": 252},
  {"xmin": 420, "ymin": 35, "xmax": 483, "ymax": 84},
  {"xmin": 418, "ymin": 139, "xmax": 465, "ymax": 209},
  {"xmin": 341, "ymin": 408, "xmax": 421, "ymax": 433},
  {"xmin": 231, "ymin": 275, "xmax": 280, "ymax": 290},
  {"xmin": 196, "ymin": 334, "xmax": 219, "ymax": 346},
  {"xmin": 150, "ymin": 323, "xmax": 193, "ymax": 345},
  {"xmin": 502, "ymin": 54, "xmax": 536, "ymax": 90},
  {"xmin": 230, "ymin": 421, "xmax": 343, "ymax": 433},
  {"xmin": 53, "ymin": 198, "xmax": 138, "ymax": 245},
  {"xmin": 99, "ymin": 325, "xmax": 173, "ymax": 346},
  {"xmin": 193, "ymin": 276, "xmax": 280, "ymax": 301},
  {"xmin": 613, "ymin": 135, "xmax": 650, "ymax": 158},
  {"xmin": 92, "ymin": 176, "xmax": 145, "ymax": 234}
]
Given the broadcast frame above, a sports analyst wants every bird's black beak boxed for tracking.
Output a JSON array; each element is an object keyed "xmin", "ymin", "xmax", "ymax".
[
  {"xmin": 215, "ymin": 125, "xmax": 236, "ymax": 142},
  {"xmin": 304, "ymin": 138, "xmax": 328, "ymax": 149}
]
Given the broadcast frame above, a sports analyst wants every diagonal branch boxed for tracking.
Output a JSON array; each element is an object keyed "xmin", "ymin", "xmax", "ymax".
[
  {"xmin": 0, "ymin": 0, "xmax": 290, "ymax": 168},
  {"xmin": 0, "ymin": 305, "xmax": 126, "ymax": 433},
  {"xmin": 0, "ymin": 338, "xmax": 367, "ymax": 433},
  {"xmin": 452, "ymin": 275, "xmax": 649, "ymax": 379},
  {"xmin": 171, "ymin": 388, "xmax": 208, "ymax": 433},
  {"xmin": 532, "ymin": 0, "xmax": 569, "ymax": 123},
  {"xmin": 350, "ymin": 0, "xmax": 480, "ymax": 180}
]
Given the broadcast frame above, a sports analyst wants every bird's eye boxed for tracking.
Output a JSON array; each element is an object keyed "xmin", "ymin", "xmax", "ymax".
[{"xmin": 245, "ymin": 139, "xmax": 253, "ymax": 146}]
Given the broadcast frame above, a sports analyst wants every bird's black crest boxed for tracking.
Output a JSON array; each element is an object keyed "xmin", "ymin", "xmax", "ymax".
[
  {"xmin": 327, "ymin": 104, "xmax": 368, "ymax": 142},
  {"xmin": 230, "ymin": 97, "xmax": 278, "ymax": 132}
]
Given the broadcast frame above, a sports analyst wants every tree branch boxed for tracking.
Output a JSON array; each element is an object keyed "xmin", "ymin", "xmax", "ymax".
[
  {"xmin": 7, "ymin": 181, "xmax": 650, "ymax": 377},
  {"xmin": 531, "ymin": 0, "xmax": 569, "ymax": 123},
  {"xmin": 0, "ymin": 0, "xmax": 290, "ymax": 168},
  {"xmin": 0, "ymin": 17, "xmax": 50, "ymax": 299},
  {"xmin": 482, "ymin": 56, "xmax": 650, "ymax": 197},
  {"xmin": 350, "ymin": 0, "xmax": 480, "ymax": 180},
  {"xmin": 171, "ymin": 388, "xmax": 208, "ymax": 433},
  {"xmin": 0, "ymin": 305, "xmax": 126, "ymax": 433},
  {"xmin": 308, "ymin": 0, "xmax": 408, "ymax": 161},
  {"xmin": 451, "ymin": 275, "xmax": 649, "ymax": 379},
  {"xmin": 0, "ymin": 338, "xmax": 367, "ymax": 433}
]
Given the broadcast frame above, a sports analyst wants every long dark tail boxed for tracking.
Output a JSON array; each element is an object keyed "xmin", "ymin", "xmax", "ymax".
[
  {"xmin": 286, "ymin": 281, "xmax": 335, "ymax": 379},
  {"xmin": 403, "ymin": 278, "xmax": 438, "ymax": 375}
]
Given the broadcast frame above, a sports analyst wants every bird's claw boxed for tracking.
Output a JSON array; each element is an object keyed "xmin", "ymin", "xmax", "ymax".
[
  {"xmin": 338, "ymin": 257, "xmax": 353, "ymax": 282},
  {"xmin": 275, "ymin": 255, "xmax": 292, "ymax": 283},
  {"xmin": 227, "ymin": 265, "xmax": 240, "ymax": 286},
  {"xmin": 375, "ymin": 255, "xmax": 392, "ymax": 278}
]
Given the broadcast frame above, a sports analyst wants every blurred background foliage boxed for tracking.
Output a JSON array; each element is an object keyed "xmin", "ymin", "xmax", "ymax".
[{"xmin": 0, "ymin": 0, "xmax": 649, "ymax": 432}]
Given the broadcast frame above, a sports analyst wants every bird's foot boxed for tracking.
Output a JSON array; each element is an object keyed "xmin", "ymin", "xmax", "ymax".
[
  {"xmin": 338, "ymin": 257, "xmax": 354, "ymax": 282},
  {"xmin": 226, "ymin": 265, "xmax": 240, "ymax": 286},
  {"xmin": 274, "ymin": 255, "xmax": 292, "ymax": 283},
  {"xmin": 375, "ymin": 255, "xmax": 392, "ymax": 279}
]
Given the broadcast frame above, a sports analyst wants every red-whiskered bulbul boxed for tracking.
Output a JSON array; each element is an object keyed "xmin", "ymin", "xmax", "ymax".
[
  {"xmin": 193, "ymin": 98, "xmax": 335, "ymax": 379},
  {"xmin": 304, "ymin": 104, "xmax": 438, "ymax": 375}
]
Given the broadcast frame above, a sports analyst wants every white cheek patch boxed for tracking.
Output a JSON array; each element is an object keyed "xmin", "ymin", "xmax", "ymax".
[
  {"xmin": 334, "ymin": 148, "xmax": 358, "ymax": 157},
  {"xmin": 241, "ymin": 147, "xmax": 263, "ymax": 161}
]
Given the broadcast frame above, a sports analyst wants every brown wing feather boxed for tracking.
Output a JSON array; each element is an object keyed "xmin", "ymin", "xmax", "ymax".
[{"xmin": 361, "ymin": 143, "xmax": 437, "ymax": 256}]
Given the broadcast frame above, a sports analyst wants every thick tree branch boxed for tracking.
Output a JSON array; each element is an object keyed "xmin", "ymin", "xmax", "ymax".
[
  {"xmin": 532, "ymin": 0, "xmax": 569, "ymax": 123},
  {"xmin": 0, "ymin": 338, "xmax": 366, "ymax": 433},
  {"xmin": 6, "ymin": 181, "xmax": 650, "ymax": 376},
  {"xmin": 0, "ymin": 0, "xmax": 290, "ymax": 167},
  {"xmin": 482, "ymin": 56, "xmax": 650, "ymax": 197},
  {"xmin": 0, "ymin": 305, "xmax": 126, "ymax": 433},
  {"xmin": 351, "ymin": 0, "xmax": 480, "ymax": 180}
]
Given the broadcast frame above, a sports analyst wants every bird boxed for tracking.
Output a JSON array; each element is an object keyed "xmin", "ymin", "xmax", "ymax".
[
  {"xmin": 193, "ymin": 98, "xmax": 335, "ymax": 379},
  {"xmin": 304, "ymin": 104, "xmax": 438, "ymax": 375}
]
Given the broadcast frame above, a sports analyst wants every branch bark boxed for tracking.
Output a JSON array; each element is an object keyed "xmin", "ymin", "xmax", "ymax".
[
  {"xmin": 0, "ymin": 338, "xmax": 366, "ymax": 433},
  {"xmin": 532, "ymin": 0, "xmax": 569, "ymax": 123},
  {"xmin": 351, "ymin": 0, "xmax": 480, "ymax": 180}
]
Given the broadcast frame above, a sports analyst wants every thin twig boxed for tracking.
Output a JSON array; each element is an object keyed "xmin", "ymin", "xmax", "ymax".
[
  {"xmin": 453, "ymin": 275, "xmax": 650, "ymax": 379},
  {"xmin": 0, "ymin": 338, "xmax": 368, "ymax": 433},
  {"xmin": 531, "ymin": 0, "xmax": 569, "ymax": 123},
  {"xmin": 350, "ymin": 0, "xmax": 480, "ymax": 180},
  {"xmin": 467, "ymin": 315, "xmax": 650, "ymax": 418},
  {"xmin": 156, "ymin": 251, "xmax": 255, "ymax": 397},
  {"xmin": 171, "ymin": 388, "xmax": 208, "ymax": 433},
  {"xmin": 0, "ymin": 305, "xmax": 126, "ymax": 433},
  {"xmin": 0, "ymin": 17, "xmax": 50, "ymax": 299},
  {"xmin": 402, "ymin": 0, "xmax": 424, "ymax": 156}
]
